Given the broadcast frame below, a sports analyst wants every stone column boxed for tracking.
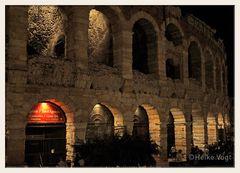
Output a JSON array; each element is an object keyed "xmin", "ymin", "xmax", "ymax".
[
  {"xmin": 213, "ymin": 64, "xmax": 217, "ymax": 91},
  {"xmin": 6, "ymin": 91, "xmax": 28, "ymax": 166},
  {"xmin": 160, "ymin": 122, "xmax": 168, "ymax": 160},
  {"xmin": 174, "ymin": 122, "xmax": 187, "ymax": 158},
  {"xmin": 182, "ymin": 45, "xmax": 189, "ymax": 86},
  {"xmin": 202, "ymin": 54, "xmax": 206, "ymax": 91},
  {"xmin": 65, "ymin": 6, "xmax": 89, "ymax": 87},
  {"xmin": 114, "ymin": 29, "xmax": 133, "ymax": 79},
  {"xmin": 6, "ymin": 6, "xmax": 28, "ymax": 166},
  {"xmin": 6, "ymin": 6, "xmax": 28, "ymax": 85},
  {"xmin": 157, "ymin": 38, "xmax": 167, "ymax": 81}
]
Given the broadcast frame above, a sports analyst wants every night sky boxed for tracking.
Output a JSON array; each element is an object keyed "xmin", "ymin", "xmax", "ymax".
[{"xmin": 180, "ymin": 6, "xmax": 234, "ymax": 97}]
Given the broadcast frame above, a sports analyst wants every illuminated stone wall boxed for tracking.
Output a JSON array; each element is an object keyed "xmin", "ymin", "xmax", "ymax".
[
  {"xmin": 6, "ymin": 5, "xmax": 231, "ymax": 166},
  {"xmin": 207, "ymin": 112, "xmax": 217, "ymax": 144}
]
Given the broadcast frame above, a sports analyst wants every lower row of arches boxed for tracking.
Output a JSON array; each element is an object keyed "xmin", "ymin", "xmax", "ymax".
[{"xmin": 24, "ymin": 100, "xmax": 231, "ymax": 166}]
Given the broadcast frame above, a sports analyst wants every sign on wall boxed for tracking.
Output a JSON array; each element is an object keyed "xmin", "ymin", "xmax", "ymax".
[{"xmin": 27, "ymin": 102, "xmax": 66, "ymax": 124}]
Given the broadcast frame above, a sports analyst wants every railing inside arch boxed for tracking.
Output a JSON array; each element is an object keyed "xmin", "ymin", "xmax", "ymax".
[
  {"xmin": 85, "ymin": 123, "xmax": 126, "ymax": 141},
  {"xmin": 27, "ymin": 56, "xmax": 77, "ymax": 87}
]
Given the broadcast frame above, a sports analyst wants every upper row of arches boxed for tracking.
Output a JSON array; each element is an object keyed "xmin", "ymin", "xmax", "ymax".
[{"xmin": 26, "ymin": 6, "xmax": 227, "ymax": 93}]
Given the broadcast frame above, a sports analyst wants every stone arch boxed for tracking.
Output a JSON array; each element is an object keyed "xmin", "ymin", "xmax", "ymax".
[
  {"xmin": 25, "ymin": 98, "xmax": 75, "ymax": 162},
  {"xmin": 187, "ymin": 36, "xmax": 203, "ymax": 82},
  {"xmin": 101, "ymin": 102, "xmax": 125, "ymax": 136},
  {"xmin": 50, "ymin": 33, "xmax": 65, "ymax": 57},
  {"xmin": 93, "ymin": 6, "xmax": 125, "ymax": 29},
  {"xmin": 88, "ymin": 9, "xmax": 114, "ymax": 67},
  {"xmin": 129, "ymin": 11, "xmax": 160, "ymax": 75},
  {"xmin": 191, "ymin": 103, "xmax": 205, "ymax": 149},
  {"xmin": 27, "ymin": 6, "xmax": 66, "ymax": 57},
  {"xmin": 165, "ymin": 17, "xmax": 184, "ymax": 37},
  {"xmin": 87, "ymin": 101, "xmax": 125, "ymax": 138},
  {"xmin": 129, "ymin": 11, "xmax": 160, "ymax": 35},
  {"xmin": 204, "ymin": 48, "xmax": 214, "ymax": 89},
  {"xmin": 165, "ymin": 22, "xmax": 184, "ymax": 46},
  {"xmin": 207, "ymin": 112, "xmax": 217, "ymax": 144},
  {"xmin": 141, "ymin": 104, "xmax": 161, "ymax": 145},
  {"xmin": 169, "ymin": 108, "xmax": 187, "ymax": 155},
  {"xmin": 88, "ymin": 6, "xmax": 126, "ymax": 68},
  {"xmin": 188, "ymin": 39, "xmax": 202, "ymax": 82},
  {"xmin": 133, "ymin": 106, "xmax": 150, "ymax": 140},
  {"xmin": 132, "ymin": 104, "xmax": 161, "ymax": 145},
  {"xmin": 86, "ymin": 103, "xmax": 114, "ymax": 141}
]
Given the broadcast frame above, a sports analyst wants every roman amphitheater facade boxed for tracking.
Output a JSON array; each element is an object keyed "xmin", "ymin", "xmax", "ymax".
[{"xmin": 6, "ymin": 6, "xmax": 231, "ymax": 166}]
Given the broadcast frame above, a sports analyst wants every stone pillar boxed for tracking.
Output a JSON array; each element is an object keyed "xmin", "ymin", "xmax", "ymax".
[
  {"xmin": 66, "ymin": 7, "xmax": 89, "ymax": 71},
  {"xmin": 6, "ymin": 6, "xmax": 28, "ymax": 85},
  {"xmin": 123, "ymin": 110, "xmax": 134, "ymax": 135},
  {"xmin": 158, "ymin": 38, "xmax": 167, "ymax": 81},
  {"xmin": 182, "ymin": 48, "xmax": 189, "ymax": 86},
  {"xmin": 6, "ymin": 6, "xmax": 28, "ymax": 166},
  {"xmin": 114, "ymin": 29, "xmax": 133, "ymax": 79},
  {"xmin": 174, "ymin": 122, "xmax": 187, "ymax": 157},
  {"xmin": 202, "ymin": 54, "xmax": 206, "ymax": 91},
  {"xmin": 192, "ymin": 121, "xmax": 206, "ymax": 150},
  {"xmin": 185, "ymin": 121, "xmax": 192, "ymax": 156},
  {"xmin": 6, "ymin": 92, "xmax": 27, "ymax": 166},
  {"xmin": 213, "ymin": 65, "xmax": 217, "ymax": 91},
  {"xmin": 160, "ymin": 122, "xmax": 168, "ymax": 160}
]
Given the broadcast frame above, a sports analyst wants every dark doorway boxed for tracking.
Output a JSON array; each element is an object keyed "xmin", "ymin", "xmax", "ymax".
[
  {"xmin": 25, "ymin": 102, "xmax": 66, "ymax": 167},
  {"xmin": 54, "ymin": 36, "xmax": 65, "ymax": 57},
  {"xmin": 85, "ymin": 104, "xmax": 114, "ymax": 142},
  {"xmin": 218, "ymin": 128, "xmax": 225, "ymax": 142},
  {"xmin": 167, "ymin": 112, "xmax": 175, "ymax": 157},
  {"xmin": 133, "ymin": 106, "xmax": 150, "ymax": 140},
  {"xmin": 132, "ymin": 21, "xmax": 149, "ymax": 74}
]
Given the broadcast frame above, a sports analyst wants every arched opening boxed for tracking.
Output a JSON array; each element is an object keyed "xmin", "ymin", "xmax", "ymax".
[
  {"xmin": 133, "ymin": 106, "xmax": 150, "ymax": 140},
  {"xmin": 216, "ymin": 58, "xmax": 221, "ymax": 92},
  {"xmin": 165, "ymin": 23, "xmax": 183, "ymax": 46},
  {"xmin": 188, "ymin": 41, "xmax": 201, "ymax": 82},
  {"xmin": 218, "ymin": 113, "xmax": 225, "ymax": 141},
  {"xmin": 25, "ymin": 101, "xmax": 66, "ymax": 167},
  {"xmin": 166, "ymin": 58, "xmax": 180, "ymax": 79},
  {"xmin": 191, "ymin": 104, "xmax": 205, "ymax": 149},
  {"xmin": 167, "ymin": 112, "xmax": 175, "ymax": 156},
  {"xmin": 86, "ymin": 104, "xmax": 114, "ymax": 142},
  {"xmin": 88, "ymin": 9, "xmax": 113, "ymax": 67},
  {"xmin": 54, "ymin": 35, "xmax": 65, "ymax": 57},
  {"xmin": 27, "ymin": 6, "xmax": 65, "ymax": 57},
  {"xmin": 207, "ymin": 112, "xmax": 217, "ymax": 144},
  {"xmin": 190, "ymin": 114, "xmax": 193, "ymax": 145},
  {"xmin": 168, "ymin": 108, "xmax": 187, "ymax": 156},
  {"xmin": 141, "ymin": 104, "xmax": 161, "ymax": 145},
  {"xmin": 224, "ymin": 113, "xmax": 231, "ymax": 135},
  {"xmin": 132, "ymin": 19, "xmax": 157, "ymax": 74},
  {"xmin": 205, "ymin": 51, "xmax": 214, "ymax": 89}
]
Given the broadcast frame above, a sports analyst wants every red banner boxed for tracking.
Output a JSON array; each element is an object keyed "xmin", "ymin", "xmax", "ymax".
[{"xmin": 27, "ymin": 102, "xmax": 66, "ymax": 124}]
